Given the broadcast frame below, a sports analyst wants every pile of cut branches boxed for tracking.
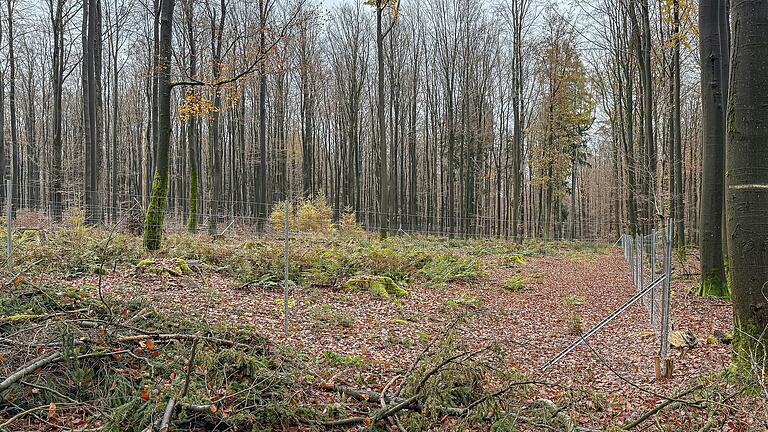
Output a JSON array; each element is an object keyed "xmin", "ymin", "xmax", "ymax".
[
  {"xmin": 0, "ymin": 275, "xmax": 302, "ymax": 431},
  {"xmin": 315, "ymin": 319, "xmax": 600, "ymax": 431}
]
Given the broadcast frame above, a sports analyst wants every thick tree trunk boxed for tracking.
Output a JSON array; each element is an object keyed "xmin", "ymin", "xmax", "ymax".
[
  {"xmin": 7, "ymin": 0, "xmax": 20, "ymax": 217},
  {"xmin": 726, "ymin": 0, "xmax": 768, "ymax": 368},
  {"xmin": 51, "ymin": 0, "xmax": 64, "ymax": 221},
  {"xmin": 672, "ymin": 0, "xmax": 684, "ymax": 252},
  {"xmin": 638, "ymin": 0, "xmax": 655, "ymax": 233},
  {"xmin": 143, "ymin": 0, "xmax": 175, "ymax": 250},
  {"xmin": 698, "ymin": 0, "xmax": 728, "ymax": 297}
]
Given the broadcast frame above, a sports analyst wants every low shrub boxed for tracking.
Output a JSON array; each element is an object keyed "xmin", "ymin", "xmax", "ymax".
[
  {"xmin": 322, "ymin": 350, "xmax": 364, "ymax": 367},
  {"xmin": 502, "ymin": 275, "xmax": 526, "ymax": 292},
  {"xmin": 337, "ymin": 207, "xmax": 363, "ymax": 237},
  {"xmin": 563, "ymin": 295, "xmax": 584, "ymax": 306},
  {"xmin": 444, "ymin": 293, "xmax": 482, "ymax": 308},
  {"xmin": 270, "ymin": 195, "xmax": 335, "ymax": 234},
  {"xmin": 16, "ymin": 224, "xmax": 142, "ymax": 276},
  {"xmin": 564, "ymin": 311, "xmax": 583, "ymax": 335},
  {"xmin": 421, "ymin": 254, "xmax": 482, "ymax": 285}
]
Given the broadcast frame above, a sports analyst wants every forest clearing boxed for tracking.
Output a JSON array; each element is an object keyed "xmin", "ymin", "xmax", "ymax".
[
  {"xmin": 2, "ymin": 0, "xmax": 768, "ymax": 429},
  {"xmin": 0, "ymin": 213, "xmax": 760, "ymax": 431}
]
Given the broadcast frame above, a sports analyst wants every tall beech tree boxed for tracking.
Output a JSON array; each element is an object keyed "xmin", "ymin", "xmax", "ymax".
[
  {"xmin": 698, "ymin": 0, "xmax": 728, "ymax": 297},
  {"xmin": 726, "ymin": 0, "xmax": 768, "ymax": 368},
  {"xmin": 6, "ymin": 0, "xmax": 20, "ymax": 215},
  {"xmin": 83, "ymin": 0, "xmax": 104, "ymax": 224},
  {"xmin": 143, "ymin": 0, "xmax": 175, "ymax": 250},
  {"xmin": 182, "ymin": 0, "xmax": 200, "ymax": 232},
  {"xmin": 48, "ymin": 0, "xmax": 67, "ymax": 222},
  {"xmin": 367, "ymin": 0, "xmax": 400, "ymax": 237}
]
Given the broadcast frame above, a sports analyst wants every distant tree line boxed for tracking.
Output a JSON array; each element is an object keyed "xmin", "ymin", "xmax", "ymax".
[{"xmin": 0, "ymin": 0, "xmax": 701, "ymax": 246}]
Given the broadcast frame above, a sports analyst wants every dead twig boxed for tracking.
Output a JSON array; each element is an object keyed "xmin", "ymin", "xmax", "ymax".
[{"xmin": 622, "ymin": 385, "xmax": 704, "ymax": 430}]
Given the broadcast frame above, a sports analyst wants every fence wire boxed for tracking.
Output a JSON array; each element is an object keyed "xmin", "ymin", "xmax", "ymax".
[{"xmin": 620, "ymin": 220, "xmax": 673, "ymax": 364}]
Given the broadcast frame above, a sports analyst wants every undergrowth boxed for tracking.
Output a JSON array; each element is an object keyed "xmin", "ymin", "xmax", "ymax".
[
  {"xmin": 9, "ymin": 220, "xmax": 610, "ymax": 298},
  {"xmin": 11, "ymin": 225, "xmax": 486, "ymax": 290},
  {"xmin": 0, "ymin": 281, "xmax": 306, "ymax": 431}
]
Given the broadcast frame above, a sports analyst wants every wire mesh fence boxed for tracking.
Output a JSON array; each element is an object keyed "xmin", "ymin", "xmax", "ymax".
[
  {"xmin": 541, "ymin": 220, "xmax": 674, "ymax": 379},
  {"xmin": 620, "ymin": 219, "xmax": 673, "ymax": 376}
]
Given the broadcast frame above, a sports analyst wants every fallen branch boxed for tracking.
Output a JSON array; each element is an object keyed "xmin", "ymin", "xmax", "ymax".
[
  {"xmin": 622, "ymin": 385, "xmax": 703, "ymax": 430},
  {"xmin": 0, "ymin": 352, "xmax": 62, "ymax": 393},
  {"xmin": 394, "ymin": 314, "xmax": 468, "ymax": 397},
  {"xmin": 19, "ymin": 380, "xmax": 79, "ymax": 404},
  {"xmin": 146, "ymin": 338, "xmax": 201, "ymax": 432},
  {"xmin": 318, "ymin": 383, "xmax": 600, "ymax": 431},
  {"xmin": 158, "ymin": 398, "xmax": 176, "ymax": 432},
  {"xmin": 0, "ymin": 309, "xmax": 88, "ymax": 325},
  {"xmin": 0, "ymin": 350, "xmax": 128, "ymax": 393},
  {"xmin": 115, "ymin": 333, "xmax": 246, "ymax": 348}
]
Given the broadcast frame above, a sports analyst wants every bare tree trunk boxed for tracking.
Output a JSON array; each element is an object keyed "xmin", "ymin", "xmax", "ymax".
[
  {"xmin": 183, "ymin": 0, "xmax": 200, "ymax": 232},
  {"xmin": 207, "ymin": 0, "xmax": 225, "ymax": 237},
  {"xmin": 672, "ymin": 0, "xmax": 685, "ymax": 252},
  {"xmin": 7, "ymin": 0, "xmax": 20, "ymax": 217},
  {"xmin": 258, "ymin": 0, "xmax": 268, "ymax": 229},
  {"xmin": 376, "ymin": 3, "xmax": 389, "ymax": 237},
  {"xmin": 50, "ymin": 0, "xmax": 65, "ymax": 221},
  {"xmin": 698, "ymin": 0, "xmax": 728, "ymax": 297},
  {"xmin": 726, "ymin": 0, "xmax": 768, "ymax": 368}
]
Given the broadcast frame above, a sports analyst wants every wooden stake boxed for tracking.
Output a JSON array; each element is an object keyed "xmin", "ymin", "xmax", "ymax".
[
  {"xmin": 654, "ymin": 356, "xmax": 662, "ymax": 380},
  {"xmin": 664, "ymin": 358, "xmax": 674, "ymax": 379}
]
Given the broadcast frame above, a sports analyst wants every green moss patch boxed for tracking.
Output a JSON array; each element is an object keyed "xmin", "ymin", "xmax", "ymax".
[{"xmin": 344, "ymin": 275, "xmax": 408, "ymax": 300}]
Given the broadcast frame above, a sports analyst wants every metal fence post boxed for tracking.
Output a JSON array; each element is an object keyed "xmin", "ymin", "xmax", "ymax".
[
  {"xmin": 650, "ymin": 230, "xmax": 656, "ymax": 284},
  {"xmin": 660, "ymin": 219, "xmax": 673, "ymax": 376},
  {"xmin": 283, "ymin": 197, "xmax": 290, "ymax": 336},
  {"xmin": 636, "ymin": 233, "xmax": 643, "ymax": 290},
  {"xmin": 629, "ymin": 235, "xmax": 635, "ymax": 283},
  {"xmin": 6, "ymin": 178, "xmax": 12, "ymax": 272},
  {"xmin": 650, "ymin": 229, "xmax": 656, "ymax": 325}
]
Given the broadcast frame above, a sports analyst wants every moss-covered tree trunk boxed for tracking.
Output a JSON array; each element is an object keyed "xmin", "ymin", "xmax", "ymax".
[
  {"xmin": 698, "ymin": 0, "xmax": 728, "ymax": 298},
  {"xmin": 206, "ymin": 0, "xmax": 225, "ymax": 237},
  {"xmin": 143, "ymin": 0, "xmax": 175, "ymax": 251},
  {"xmin": 183, "ymin": 0, "xmax": 199, "ymax": 233},
  {"xmin": 726, "ymin": 0, "xmax": 768, "ymax": 368}
]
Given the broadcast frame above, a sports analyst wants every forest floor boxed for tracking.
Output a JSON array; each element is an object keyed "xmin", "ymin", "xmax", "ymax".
[{"xmin": 1, "ymin": 223, "xmax": 764, "ymax": 431}]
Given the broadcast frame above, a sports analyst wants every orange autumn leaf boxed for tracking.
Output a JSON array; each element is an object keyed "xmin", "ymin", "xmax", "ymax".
[
  {"xmin": 363, "ymin": 417, "xmax": 373, "ymax": 426},
  {"xmin": 145, "ymin": 339, "xmax": 155, "ymax": 350},
  {"xmin": 47, "ymin": 403, "xmax": 56, "ymax": 419},
  {"xmin": 139, "ymin": 386, "xmax": 150, "ymax": 401}
]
